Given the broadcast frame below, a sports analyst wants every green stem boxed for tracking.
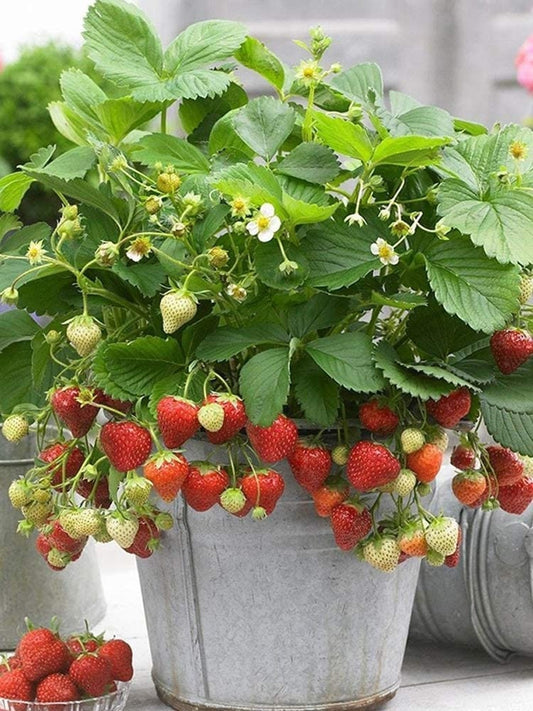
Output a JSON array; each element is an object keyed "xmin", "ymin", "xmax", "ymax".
[
  {"xmin": 302, "ymin": 83, "xmax": 316, "ymax": 142},
  {"xmin": 161, "ymin": 107, "xmax": 168, "ymax": 135}
]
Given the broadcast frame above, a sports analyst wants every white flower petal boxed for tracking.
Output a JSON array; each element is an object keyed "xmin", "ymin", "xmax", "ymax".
[
  {"xmin": 257, "ymin": 229, "xmax": 274, "ymax": 242},
  {"xmin": 379, "ymin": 256, "xmax": 389, "ymax": 266},
  {"xmin": 247, "ymin": 221, "xmax": 259, "ymax": 235},
  {"xmin": 389, "ymin": 254, "xmax": 400, "ymax": 265},
  {"xmin": 260, "ymin": 203, "xmax": 275, "ymax": 218},
  {"xmin": 375, "ymin": 238, "xmax": 387, "ymax": 248},
  {"xmin": 126, "ymin": 250, "xmax": 143, "ymax": 262},
  {"xmin": 269, "ymin": 216, "xmax": 281, "ymax": 232},
  {"xmin": 370, "ymin": 243, "xmax": 379, "ymax": 255}
]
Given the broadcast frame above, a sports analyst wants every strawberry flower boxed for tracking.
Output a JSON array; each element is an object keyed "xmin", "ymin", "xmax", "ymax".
[
  {"xmin": 126, "ymin": 236, "xmax": 152, "ymax": 262},
  {"xmin": 246, "ymin": 203, "xmax": 281, "ymax": 243},
  {"xmin": 26, "ymin": 240, "xmax": 47, "ymax": 265},
  {"xmin": 370, "ymin": 238, "xmax": 399, "ymax": 266}
]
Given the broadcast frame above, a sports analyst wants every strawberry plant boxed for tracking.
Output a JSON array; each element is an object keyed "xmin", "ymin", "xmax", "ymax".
[{"xmin": 0, "ymin": 0, "xmax": 533, "ymax": 574}]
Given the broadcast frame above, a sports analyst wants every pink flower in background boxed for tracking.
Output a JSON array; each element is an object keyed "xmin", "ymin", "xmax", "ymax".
[{"xmin": 516, "ymin": 35, "xmax": 533, "ymax": 92}]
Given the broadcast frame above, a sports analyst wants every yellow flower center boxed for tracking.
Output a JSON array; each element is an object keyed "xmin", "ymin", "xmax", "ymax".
[
  {"xmin": 303, "ymin": 67, "xmax": 316, "ymax": 78},
  {"xmin": 378, "ymin": 244, "xmax": 395, "ymax": 260},
  {"xmin": 130, "ymin": 237, "xmax": 151, "ymax": 256},
  {"xmin": 257, "ymin": 216, "xmax": 271, "ymax": 230},
  {"xmin": 232, "ymin": 198, "xmax": 245, "ymax": 210},
  {"xmin": 510, "ymin": 141, "xmax": 527, "ymax": 160}
]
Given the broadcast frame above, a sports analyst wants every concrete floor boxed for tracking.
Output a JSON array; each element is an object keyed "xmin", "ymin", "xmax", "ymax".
[{"xmin": 95, "ymin": 545, "xmax": 533, "ymax": 711}]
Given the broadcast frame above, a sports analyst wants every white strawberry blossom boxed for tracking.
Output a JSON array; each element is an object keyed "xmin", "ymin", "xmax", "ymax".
[
  {"xmin": 26, "ymin": 240, "xmax": 47, "ymax": 265},
  {"xmin": 246, "ymin": 203, "xmax": 281, "ymax": 243},
  {"xmin": 370, "ymin": 238, "xmax": 399, "ymax": 266},
  {"xmin": 126, "ymin": 236, "xmax": 152, "ymax": 262}
]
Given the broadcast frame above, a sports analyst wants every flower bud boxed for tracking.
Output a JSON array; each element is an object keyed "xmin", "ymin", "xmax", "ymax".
[
  {"xmin": 157, "ymin": 172, "xmax": 181, "ymax": 194},
  {"xmin": 1, "ymin": 286, "xmax": 19, "ymax": 305},
  {"xmin": 61, "ymin": 204, "xmax": 78, "ymax": 220},
  {"xmin": 145, "ymin": 196, "xmax": 163, "ymax": 215},
  {"xmin": 95, "ymin": 241, "xmax": 119, "ymax": 267}
]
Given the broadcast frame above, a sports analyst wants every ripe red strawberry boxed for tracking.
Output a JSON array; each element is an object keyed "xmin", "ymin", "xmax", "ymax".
[
  {"xmin": 246, "ymin": 414, "xmax": 298, "ymax": 463},
  {"xmin": 204, "ymin": 393, "xmax": 247, "ymax": 444},
  {"xmin": 498, "ymin": 477, "xmax": 533, "ymax": 514},
  {"xmin": 486, "ymin": 445, "xmax": 524, "ymax": 486},
  {"xmin": 470, "ymin": 473, "xmax": 498, "ymax": 508},
  {"xmin": 36, "ymin": 533, "xmax": 64, "ymax": 571},
  {"xmin": 358, "ymin": 399, "xmax": 399, "ymax": 436},
  {"xmin": 490, "ymin": 328, "xmax": 533, "ymax": 374},
  {"xmin": 330, "ymin": 502, "xmax": 372, "ymax": 551},
  {"xmin": 100, "ymin": 421, "xmax": 152, "ymax": 472},
  {"xmin": 406, "ymin": 443, "xmax": 443, "ymax": 483},
  {"xmin": 452, "ymin": 470, "xmax": 487, "ymax": 505},
  {"xmin": 346, "ymin": 441, "xmax": 401, "ymax": 491},
  {"xmin": 51, "ymin": 386, "xmax": 99, "ymax": 438},
  {"xmin": 76, "ymin": 477, "xmax": 112, "ymax": 508},
  {"xmin": 157, "ymin": 396, "xmax": 199, "ymax": 449},
  {"xmin": 40, "ymin": 442, "xmax": 85, "ymax": 486},
  {"xmin": 125, "ymin": 516, "xmax": 160, "ymax": 558},
  {"xmin": 312, "ymin": 477, "xmax": 350, "ymax": 517},
  {"xmin": 98, "ymin": 639, "xmax": 133, "ymax": 682},
  {"xmin": 240, "ymin": 468, "xmax": 285, "ymax": 516},
  {"xmin": 47, "ymin": 520, "xmax": 87, "ymax": 555},
  {"xmin": 95, "ymin": 389, "xmax": 132, "ymax": 415},
  {"xmin": 287, "ymin": 441, "xmax": 332, "ymax": 493},
  {"xmin": 450, "ymin": 445, "xmax": 476, "ymax": 470},
  {"xmin": 0, "ymin": 668, "xmax": 34, "ymax": 701},
  {"xmin": 18, "ymin": 628, "xmax": 70, "ymax": 681},
  {"xmin": 398, "ymin": 524, "xmax": 428, "ymax": 557},
  {"xmin": 426, "ymin": 387, "xmax": 471, "ymax": 428},
  {"xmin": 445, "ymin": 525, "xmax": 463, "ymax": 568},
  {"xmin": 181, "ymin": 463, "xmax": 230, "ymax": 511},
  {"xmin": 144, "ymin": 451, "xmax": 189, "ymax": 502},
  {"xmin": 36, "ymin": 673, "xmax": 80, "ymax": 702},
  {"xmin": 66, "ymin": 635, "xmax": 101, "ymax": 657},
  {"xmin": 69, "ymin": 654, "xmax": 113, "ymax": 697}
]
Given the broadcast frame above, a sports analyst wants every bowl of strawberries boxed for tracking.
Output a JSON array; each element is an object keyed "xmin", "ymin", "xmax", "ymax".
[{"xmin": 0, "ymin": 623, "xmax": 132, "ymax": 711}]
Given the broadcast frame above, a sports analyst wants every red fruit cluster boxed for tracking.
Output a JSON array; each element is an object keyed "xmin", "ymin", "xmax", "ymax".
[
  {"xmin": 0, "ymin": 624, "xmax": 133, "ymax": 704},
  {"xmin": 36, "ymin": 520, "xmax": 87, "ymax": 570}
]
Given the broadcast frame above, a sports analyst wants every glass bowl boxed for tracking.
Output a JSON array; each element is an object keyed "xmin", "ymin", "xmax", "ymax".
[{"xmin": 0, "ymin": 682, "xmax": 131, "ymax": 711}]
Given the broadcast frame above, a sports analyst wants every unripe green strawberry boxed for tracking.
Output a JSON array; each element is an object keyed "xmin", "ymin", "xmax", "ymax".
[
  {"xmin": 106, "ymin": 515, "xmax": 139, "ymax": 549},
  {"xmin": 160, "ymin": 290, "xmax": 197, "ymax": 334},
  {"xmin": 2, "ymin": 414, "xmax": 29, "ymax": 442},
  {"xmin": 400, "ymin": 428, "xmax": 425, "ymax": 454},
  {"xmin": 33, "ymin": 488, "xmax": 51, "ymax": 504},
  {"xmin": 66, "ymin": 315, "xmax": 102, "ymax": 357},
  {"xmin": 1, "ymin": 286, "xmax": 19, "ymax": 305},
  {"xmin": 145, "ymin": 196, "xmax": 163, "ymax": 214},
  {"xmin": 331, "ymin": 444, "xmax": 349, "ymax": 466},
  {"xmin": 155, "ymin": 512, "xmax": 174, "ymax": 530},
  {"xmin": 124, "ymin": 476, "xmax": 153, "ymax": 506},
  {"xmin": 394, "ymin": 469, "xmax": 417, "ymax": 496},
  {"xmin": 21, "ymin": 501, "xmax": 51, "ymax": 527},
  {"xmin": 426, "ymin": 549, "xmax": 446, "ymax": 567},
  {"xmin": 519, "ymin": 274, "xmax": 533, "ymax": 304},
  {"xmin": 425, "ymin": 516, "xmax": 459, "ymax": 556},
  {"xmin": 69, "ymin": 509, "xmax": 102, "ymax": 538},
  {"xmin": 58, "ymin": 217, "xmax": 83, "ymax": 240},
  {"xmin": 61, "ymin": 204, "xmax": 78, "ymax": 220},
  {"xmin": 363, "ymin": 537, "xmax": 401, "ymax": 573},
  {"xmin": 47, "ymin": 548, "xmax": 69, "ymax": 569},
  {"xmin": 220, "ymin": 487, "xmax": 246, "ymax": 514},
  {"xmin": 8, "ymin": 480, "xmax": 31, "ymax": 508},
  {"xmin": 157, "ymin": 172, "xmax": 181, "ymax": 193},
  {"xmin": 92, "ymin": 523, "xmax": 113, "ymax": 544},
  {"xmin": 207, "ymin": 247, "xmax": 229, "ymax": 268},
  {"xmin": 197, "ymin": 402, "xmax": 224, "ymax": 432}
]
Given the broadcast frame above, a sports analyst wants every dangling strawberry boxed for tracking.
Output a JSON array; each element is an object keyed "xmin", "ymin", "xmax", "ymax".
[
  {"xmin": 76, "ymin": 477, "xmax": 112, "ymax": 508},
  {"xmin": 2, "ymin": 414, "xmax": 29, "ymax": 442},
  {"xmin": 312, "ymin": 476, "xmax": 350, "ymax": 517},
  {"xmin": 100, "ymin": 421, "xmax": 152, "ymax": 472},
  {"xmin": 203, "ymin": 393, "xmax": 247, "ymax": 444},
  {"xmin": 181, "ymin": 462, "xmax": 229, "ymax": 511},
  {"xmin": 51, "ymin": 387, "xmax": 99, "ymax": 438},
  {"xmin": 287, "ymin": 440, "xmax": 332, "ymax": 493},
  {"xmin": 444, "ymin": 525, "xmax": 463, "ymax": 568},
  {"xmin": 125, "ymin": 516, "xmax": 161, "ymax": 558},
  {"xmin": 450, "ymin": 444, "xmax": 476, "ymax": 470},
  {"xmin": 425, "ymin": 516, "xmax": 459, "ymax": 556},
  {"xmin": 486, "ymin": 445, "xmax": 524, "ymax": 486},
  {"xmin": 406, "ymin": 443, "xmax": 443, "ymax": 483},
  {"xmin": 160, "ymin": 290, "xmax": 197, "ymax": 334},
  {"xmin": 66, "ymin": 315, "xmax": 102, "ymax": 357},
  {"xmin": 497, "ymin": 478, "xmax": 533, "ymax": 514},
  {"xmin": 346, "ymin": 441, "xmax": 400, "ymax": 491},
  {"xmin": 358, "ymin": 399, "xmax": 399, "ymax": 436},
  {"xmin": 157, "ymin": 396, "xmax": 199, "ymax": 448},
  {"xmin": 40, "ymin": 442, "xmax": 85, "ymax": 486},
  {"xmin": 452, "ymin": 470, "xmax": 487, "ymax": 505},
  {"xmin": 363, "ymin": 536, "xmax": 401, "ymax": 573},
  {"xmin": 490, "ymin": 328, "xmax": 533, "ymax": 374},
  {"xmin": 240, "ymin": 468, "xmax": 285, "ymax": 517},
  {"xmin": 144, "ymin": 451, "xmax": 189, "ymax": 502},
  {"xmin": 398, "ymin": 523, "xmax": 428, "ymax": 558},
  {"xmin": 246, "ymin": 414, "xmax": 298, "ymax": 463},
  {"xmin": 426, "ymin": 388, "xmax": 471, "ymax": 428},
  {"xmin": 330, "ymin": 501, "xmax": 372, "ymax": 551}
]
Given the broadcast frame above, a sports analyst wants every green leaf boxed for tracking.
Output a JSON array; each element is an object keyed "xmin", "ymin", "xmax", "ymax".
[
  {"xmin": 372, "ymin": 136, "xmax": 448, "ymax": 167},
  {"xmin": 92, "ymin": 336, "xmax": 184, "ymax": 399},
  {"xmin": 383, "ymin": 99, "xmax": 455, "ymax": 138},
  {"xmin": 373, "ymin": 341, "xmax": 454, "ymax": 400},
  {"xmin": 212, "ymin": 163, "xmax": 284, "ymax": 214},
  {"xmin": 148, "ymin": 370, "xmax": 205, "ymax": 416},
  {"xmin": 156, "ymin": 238, "xmax": 187, "ymax": 280},
  {"xmin": 48, "ymin": 102, "xmax": 93, "ymax": 146},
  {"xmin": 234, "ymin": 36, "xmax": 285, "ymax": 90},
  {"xmin": 370, "ymin": 291, "xmax": 426, "ymax": 310},
  {"xmin": 292, "ymin": 355, "xmax": 340, "ymax": 427},
  {"xmin": 306, "ymin": 332, "xmax": 385, "ymax": 393},
  {"xmin": 18, "ymin": 270, "xmax": 79, "ymax": 316},
  {"xmin": 38, "ymin": 146, "xmax": 96, "ymax": 181},
  {"xmin": 196, "ymin": 324, "xmax": 289, "ymax": 361},
  {"xmin": 437, "ymin": 180, "xmax": 533, "ymax": 267},
  {"xmin": 277, "ymin": 143, "xmax": 340, "ymax": 185},
  {"xmin": 208, "ymin": 109, "xmax": 255, "ymax": 157},
  {"xmin": 453, "ymin": 118, "xmax": 488, "ymax": 136},
  {"xmin": 302, "ymin": 218, "xmax": 381, "ymax": 289},
  {"xmin": 329, "ymin": 63, "xmax": 383, "ymax": 110},
  {"xmin": 60, "ymin": 69, "xmax": 107, "ymax": 125},
  {"xmin": 239, "ymin": 347, "xmax": 291, "ymax": 425},
  {"xmin": 0, "ymin": 214, "xmax": 21, "ymax": 241},
  {"xmin": 164, "ymin": 20, "xmax": 247, "ymax": 75},
  {"xmin": 135, "ymin": 133, "xmax": 210, "ymax": 173},
  {"xmin": 166, "ymin": 70, "xmax": 232, "ymax": 101},
  {"xmin": 481, "ymin": 402, "xmax": 533, "ymax": 456},
  {"xmin": 179, "ymin": 82, "xmax": 248, "ymax": 134},
  {"xmin": 312, "ymin": 111, "xmax": 373, "ymax": 162},
  {"xmin": 191, "ymin": 204, "xmax": 230, "ymax": 250},
  {"xmin": 254, "ymin": 240, "xmax": 309, "ymax": 290},
  {"xmin": 93, "ymin": 98, "xmax": 163, "ymax": 143},
  {"xmin": 282, "ymin": 193, "xmax": 338, "ymax": 225},
  {"xmin": 83, "ymin": 0, "xmax": 163, "ymax": 97},
  {"xmin": 288, "ymin": 294, "xmax": 348, "ymax": 338},
  {"xmin": 233, "ymin": 97, "xmax": 296, "ymax": 160},
  {"xmin": 112, "ymin": 260, "xmax": 166, "ymax": 297},
  {"xmin": 0, "ymin": 310, "xmax": 39, "ymax": 352},
  {"xmin": 31, "ymin": 320, "xmax": 63, "ymax": 393},
  {"xmin": 0, "ymin": 173, "xmax": 34, "ymax": 212},
  {"xmin": 0, "ymin": 342, "xmax": 37, "ymax": 412},
  {"xmin": 407, "ymin": 363, "xmax": 478, "ymax": 390},
  {"xmin": 407, "ymin": 304, "xmax": 482, "ymax": 359},
  {"xmin": 480, "ymin": 360, "xmax": 533, "ymax": 413},
  {"xmin": 424, "ymin": 237, "xmax": 520, "ymax": 333}
]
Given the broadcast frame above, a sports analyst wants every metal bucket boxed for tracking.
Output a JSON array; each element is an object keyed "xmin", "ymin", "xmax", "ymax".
[
  {"xmin": 0, "ymin": 436, "xmax": 106, "ymax": 650},
  {"xmin": 137, "ymin": 438, "xmax": 422, "ymax": 711},
  {"xmin": 410, "ymin": 472, "xmax": 533, "ymax": 661}
]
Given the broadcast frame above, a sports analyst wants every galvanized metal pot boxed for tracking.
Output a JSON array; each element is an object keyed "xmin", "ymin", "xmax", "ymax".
[
  {"xmin": 137, "ymin": 438, "xmax": 422, "ymax": 711},
  {"xmin": 410, "ymin": 472, "xmax": 533, "ymax": 661},
  {"xmin": 0, "ymin": 436, "xmax": 106, "ymax": 650}
]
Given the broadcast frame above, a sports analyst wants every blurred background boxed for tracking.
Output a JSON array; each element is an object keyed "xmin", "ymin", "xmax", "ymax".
[{"xmin": 1, "ymin": 0, "xmax": 533, "ymax": 219}]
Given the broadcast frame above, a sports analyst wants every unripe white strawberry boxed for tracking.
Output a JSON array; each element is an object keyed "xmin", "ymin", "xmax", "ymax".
[
  {"xmin": 8, "ymin": 480, "xmax": 31, "ymax": 508},
  {"xmin": 160, "ymin": 290, "xmax": 197, "ymax": 334},
  {"xmin": 394, "ymin": 468, "xmax": 417, "ymax": 496},
  {"xmin": 59, "ymin": 510, "xmax": 82, "ymax": 538},
  {"xmin": 33, "ymin": 488, "xmax": 52, "ymax": 504},
  {"xmin": 425, "ymin": 516, "xmax": 459, "ymax": 556},
  {"xmin": 363, "ymin": 537, "xmax": 401, "ymax": 573},
  {"xmin": 66, "ymin": 315, "xmax": 102, "ymax": 357},
  {"xmin": 47, "ymin": 548, "xmax": 70, "ymax": 569},
  {"xmin": 69, "ymin": 509, "xmax": 102, "ymax": 537},
  {"xmin": 124, "ymin": 476, "xmax": 153, "ymax": 506},
  {"xmin": 519, "ymin": 274, "xmax": 533, "ymax": 305},
  {"xmin": 521, "ymin": 455, "xmax": 533, "ymax": 477},
  {"xmin": 426, "ymin": 549, "xmax": 446, "ymax": 567},
  {"xmin": 431, "ymin": 428, "xmax": 449, "ymax": 452},
  {"xmin": 331, "ymin": 444, "xmax": 349, "ymax": 466},
  {"xmin": 106, "ymin": 514, "xmax": 139, "ymax": 548},
  {"xmin": 400, "ymin": 428, "xmax": 425, "ymax": 454},
  {"xmin": 155, "ymin": 512, "xmax": 174, "ymax": 530},
  {"xmin": 197, "ymin": 402, "xmax": 224, "ymax": 432},
  {"xmin": 2, "ymin": 414, "xmax": 29, "ymax": 442},
  {"xmin": 21, "ymin": 501, "xmax": 51, "ymax": 527},
  {"xmin": 220, "ymin": 487, "xmax": 246, "ymax": 514},
  {"xmin": 92, "ymin": 522, "xmax": 113, "ymax": 543}
]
